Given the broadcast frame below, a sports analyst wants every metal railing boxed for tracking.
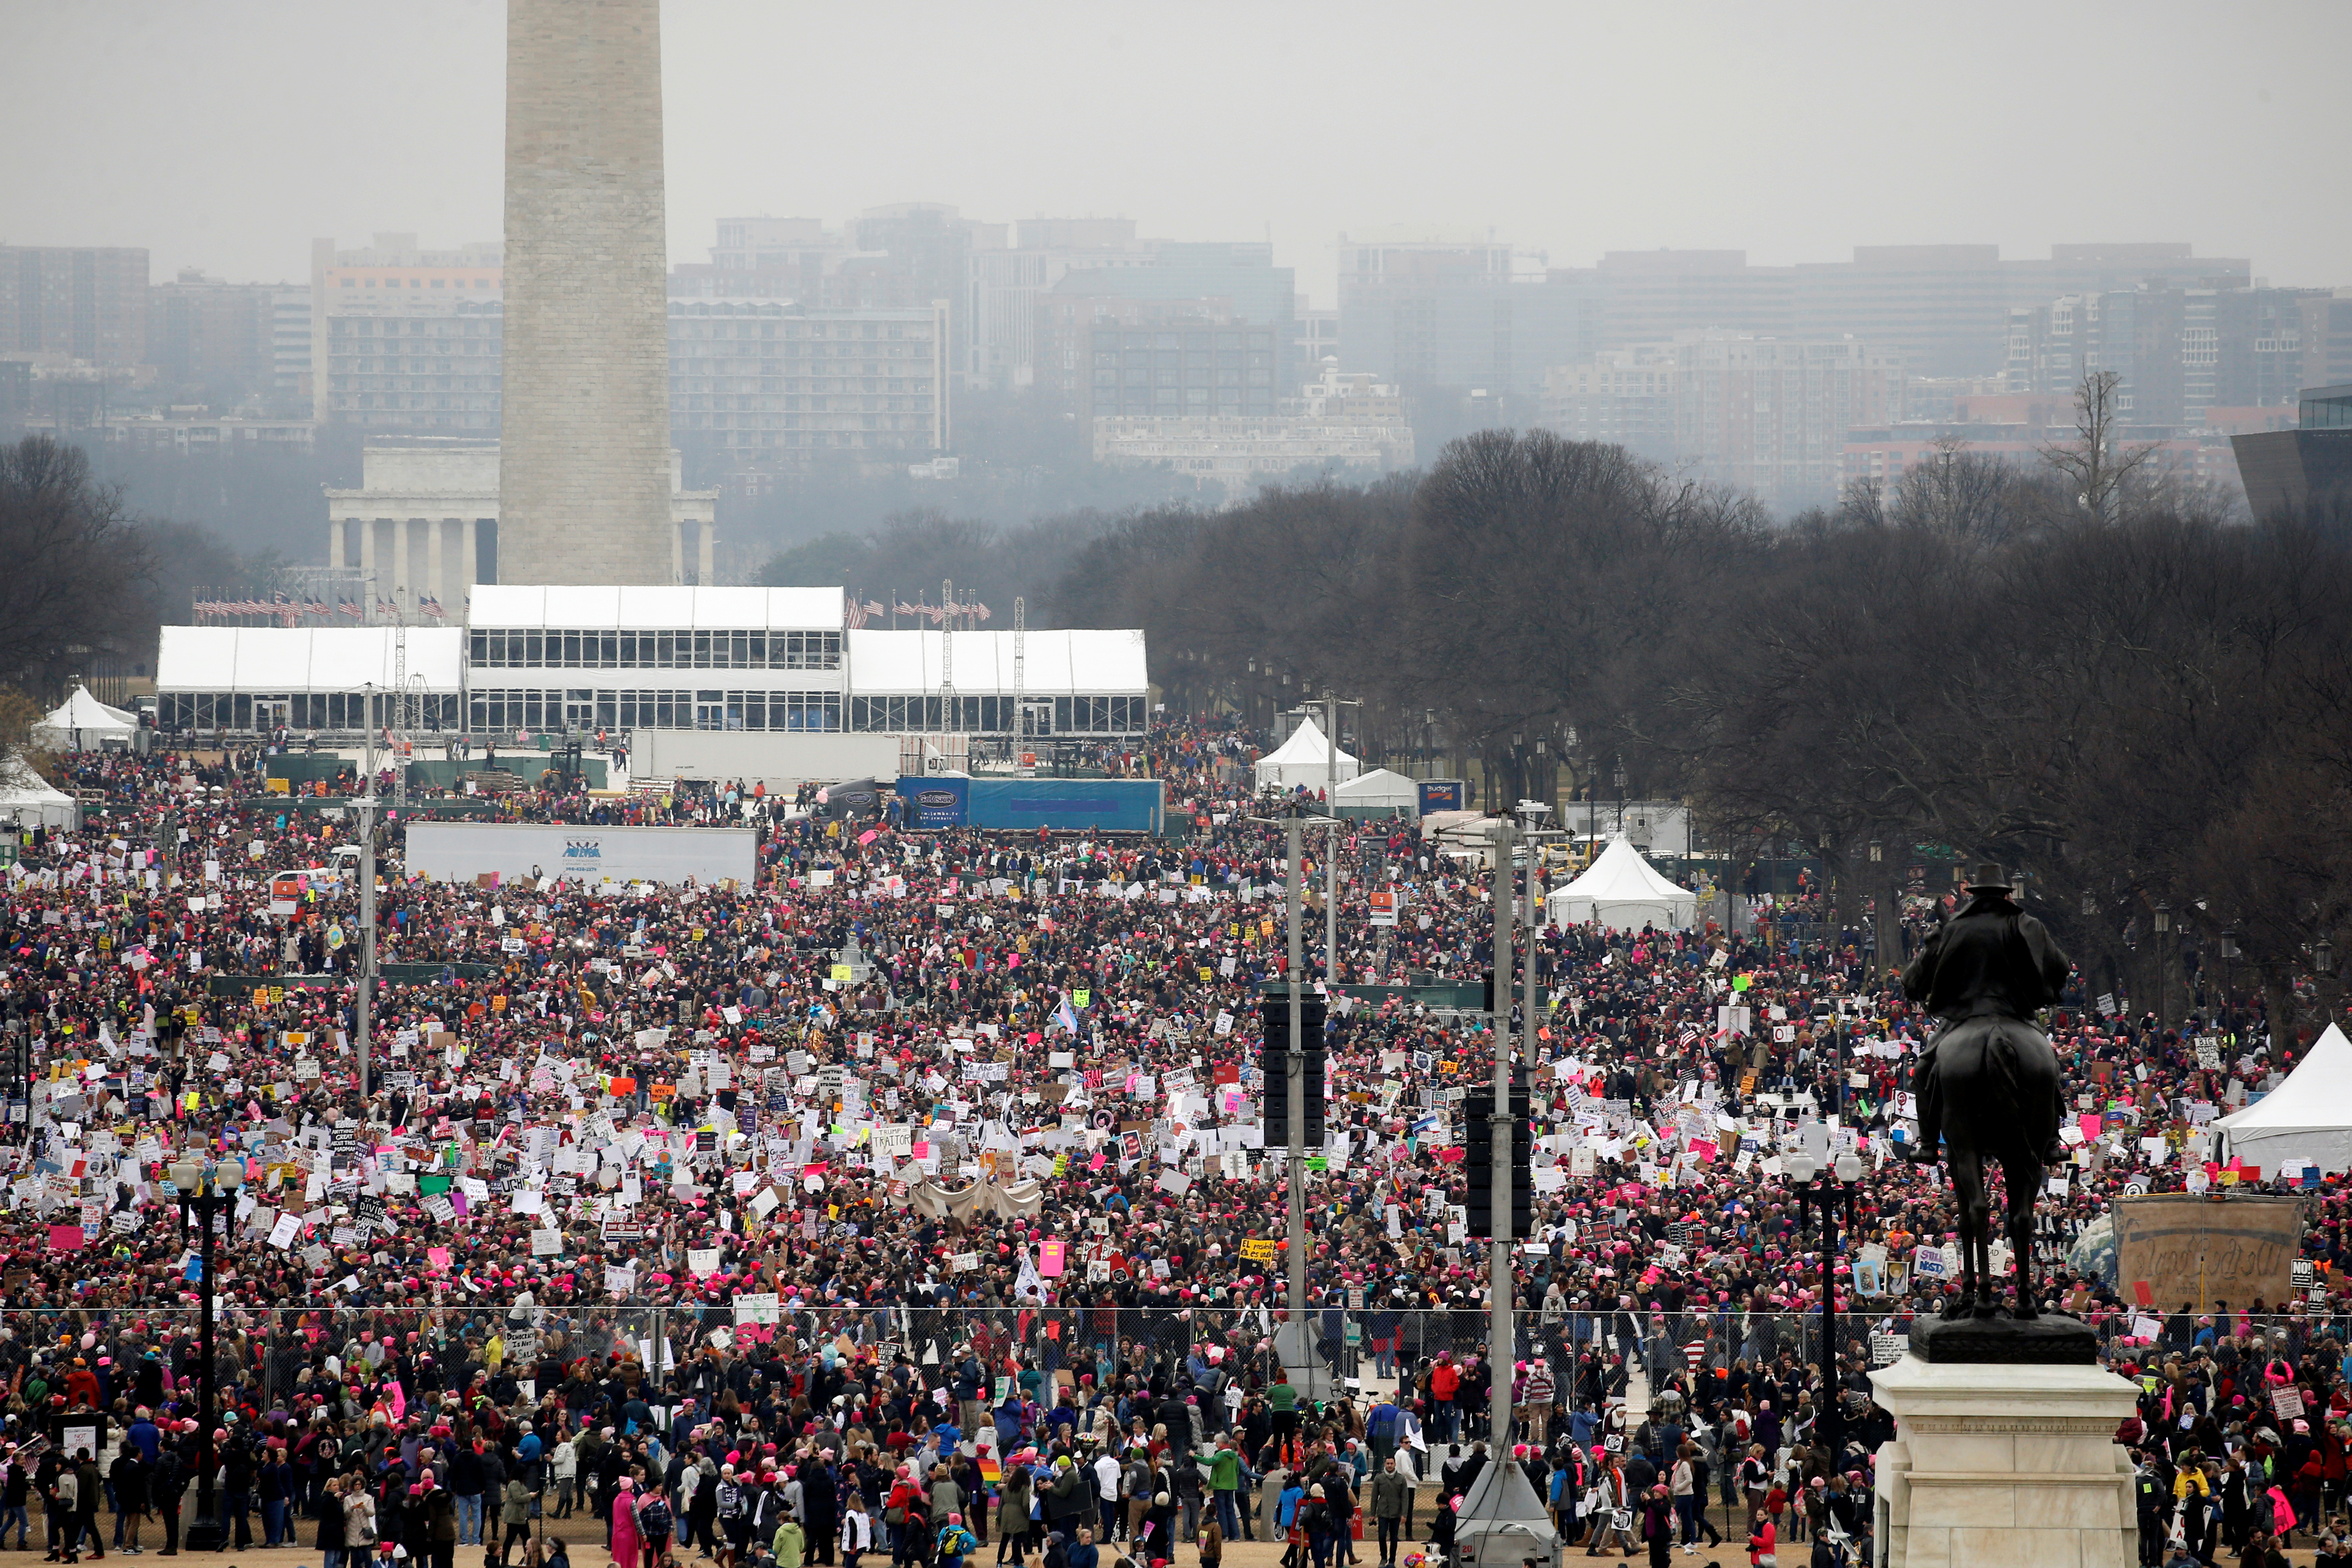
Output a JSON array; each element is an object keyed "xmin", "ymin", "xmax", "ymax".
[{"xmin": 5, "ymin": 1301, "xmax": 2317, "ymax": 1421}]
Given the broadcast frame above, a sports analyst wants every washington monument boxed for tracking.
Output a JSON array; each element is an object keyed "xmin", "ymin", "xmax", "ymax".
[{"xmin": 499, "ymin": 0, "xmax": 676, "ymax": 585}]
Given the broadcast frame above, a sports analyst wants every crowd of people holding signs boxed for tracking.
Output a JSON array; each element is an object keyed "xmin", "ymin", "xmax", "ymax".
[{"xmin": 0, "ymin": 720, "xmax": 2344, "ymax": 1568}]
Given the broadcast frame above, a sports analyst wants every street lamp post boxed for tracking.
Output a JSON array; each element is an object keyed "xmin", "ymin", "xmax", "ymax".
[
  {"xmin": 1787, "ymin": 1147, "xmax": 1863, "ymax": 1476},
  {"xmin": 2219, "ymin": 928, "xmax": 2240, "ymax": 1023},
  {"xmin": 171, "ymin": 1154, "xmax": 244, "ymax": 1552},
  {"xmin": 2154, "ymin": 903, "xmax": 2172, "ymax": 1027}
]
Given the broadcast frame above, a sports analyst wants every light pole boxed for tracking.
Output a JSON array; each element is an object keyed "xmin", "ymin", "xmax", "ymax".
[
  {"xmin": 1250, "ymin": 804, "xmax": 1327, "ymax": 1397},
  {"xmin": 171, "ymin": 1153, "xmax": 244, "ymax": 1552},
  {"xmin": 1612, "ymin": 755, "xmax": 1626, "ymax": 845},
  {"xmin": 1452, "ymin": 807, "xmax": 1557, "ymax": 1567},
  {"xmin": 2153, "ymin": 903, "xmax": 2171, "ymax": 1027},
  {"xmin": 1787, "ymin": 1147, "xmax": 1863, "ymax": 1476},
  {"xmin": 2219, "ymin": 927, "xmax": 2240, "ymax": 1024},
  {"xmin": 356, "ymin": 683, "xmax": 378, "ymax": 1098}
]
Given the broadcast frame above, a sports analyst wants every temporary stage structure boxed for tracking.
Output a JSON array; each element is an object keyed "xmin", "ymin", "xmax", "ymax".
[{"xmin": 1545, "ymin": 834, "xmax": 1698, "ymax": 932}]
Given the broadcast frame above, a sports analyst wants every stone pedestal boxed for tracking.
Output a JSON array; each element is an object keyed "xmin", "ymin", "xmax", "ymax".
[{"xmin": 1871, "ymin": 1353, "xmax": 2141, "ymax": 1568}]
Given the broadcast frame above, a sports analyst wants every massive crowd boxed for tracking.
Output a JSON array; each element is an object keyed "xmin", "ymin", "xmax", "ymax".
[{"xmin": 0, "ymin": 721, "xmax": 2343, "ymax": 1568}]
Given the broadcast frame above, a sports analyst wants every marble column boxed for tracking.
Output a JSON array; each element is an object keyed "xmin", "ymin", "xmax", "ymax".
[
  {"xmin": 428, "ymin": 518, "xmax": 446, "ymax": 610},
  {"xmin": 697, "ymin": 520, "xmax": 715, "ymax": 587}
]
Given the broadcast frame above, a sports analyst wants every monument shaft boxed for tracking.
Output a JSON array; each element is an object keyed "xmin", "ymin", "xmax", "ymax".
[{"xmin": 501, "ymin": 0, "xmax": 675, "ymax": 584}]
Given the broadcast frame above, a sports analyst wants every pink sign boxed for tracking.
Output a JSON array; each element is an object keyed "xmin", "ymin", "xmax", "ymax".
[{"xmin": 1039, "ymin": 1239, "xmax": 1065, "ymax": 1278}]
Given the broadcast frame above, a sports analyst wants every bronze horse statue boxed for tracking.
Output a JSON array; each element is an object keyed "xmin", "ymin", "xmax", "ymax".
[{"xmin": 1901, "ymin": 863, "xmax": 2073, "ymax": 1318}]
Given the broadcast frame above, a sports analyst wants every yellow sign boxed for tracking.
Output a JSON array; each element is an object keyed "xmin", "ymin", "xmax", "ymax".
[
  {"xmin": 1238, "ymin": 1238, "xmax": 1278, "ymax": 1263},
  {"xmin": 831, "ymin": 965, "xmax": 853, "ymax": 984}
]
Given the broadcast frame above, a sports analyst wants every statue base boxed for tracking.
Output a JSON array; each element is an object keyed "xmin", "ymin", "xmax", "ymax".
[
  {"xmin": 1908, "ymin": 1311, "xmax": 2098, "ymax": 1364},
  {"xmin": 1871, "ymin": 1353, "xmax": 2140, "ymax": 1568}
]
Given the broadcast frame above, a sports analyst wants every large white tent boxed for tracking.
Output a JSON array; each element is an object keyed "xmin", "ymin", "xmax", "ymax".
[
  {"xmin": 1546, "ymin": 834, "xmax": 1698, "ymax": 932},
  {"xmin": 1254, "ymin": 716, "xmax": 1359, "ymax": 792},
  {"xmin": 0, "ymin": 755, "xmax": 77, "ymax": 829},
  {"xmin": 1333, "ymin": 767, "xmax": 1417, "ymax": 817},
  {"xmin": 2214, "ymin": 1023, "xmax": 2352, "ymax": 1175},
  {"xmin": 30, "ymin": 686, "xmax": 136, "ymax": 751}
]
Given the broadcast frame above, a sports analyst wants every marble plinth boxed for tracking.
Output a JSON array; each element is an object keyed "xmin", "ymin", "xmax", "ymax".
[{"xmin": 1871, "ymin": 1353, "xmax": 2141, "ymax": 1568}]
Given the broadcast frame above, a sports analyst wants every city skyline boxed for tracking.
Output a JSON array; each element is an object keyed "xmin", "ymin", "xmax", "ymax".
[{"xmin": 4, "ymin": 0, "xmax": 2347, "ymax": 307}]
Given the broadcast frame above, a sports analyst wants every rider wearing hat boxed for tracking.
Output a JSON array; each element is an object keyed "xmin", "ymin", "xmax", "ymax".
[{"xmin": 1901, "ymin": 862, "xmax": 2072, "ymax": 1167}]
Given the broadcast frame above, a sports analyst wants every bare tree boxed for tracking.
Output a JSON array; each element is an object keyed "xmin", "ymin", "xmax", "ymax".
[
  {"xmin": 0, "ymin": 437, "xmax": 154, "ymax": 697},
  {"xmin": 2040, "ymin": 371, "xmax": 2156, "ymax": 525}
]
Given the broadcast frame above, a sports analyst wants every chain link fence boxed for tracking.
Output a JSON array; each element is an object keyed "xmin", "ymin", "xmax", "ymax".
[{"xmin": 8, "ymin": 1299, "xmax": 2324, "ymax": 1426}]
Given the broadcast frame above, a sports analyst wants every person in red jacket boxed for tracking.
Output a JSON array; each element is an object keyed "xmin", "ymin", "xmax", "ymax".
[
  {"xmin": 1428, "ymin": 1357, "xmax": 1460, "ymax": 1443},
  {"xmin": 62, "ymin": 1362, "xmax": 100, "ymax": 1411}
]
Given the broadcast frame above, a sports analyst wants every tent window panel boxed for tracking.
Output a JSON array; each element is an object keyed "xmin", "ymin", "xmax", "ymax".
[{"xmin": 749, "ymin": 632, "xmax": 768, "ymax": 668}]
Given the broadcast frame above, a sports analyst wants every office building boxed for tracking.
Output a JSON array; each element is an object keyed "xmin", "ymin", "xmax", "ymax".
[
  {"xmin": 668, "ymin": 297, "xmax": 950, "ymax": 463},
  {"xmin": 1538, "ymin": 334, "xmax": 1902, "ymax": 508},
  {"xmin": 1091, "ymin": 364, "xmax": 1413, "ymax": 490},
  {"xmin": 2233, "ymin": 385, "xmax": 2352, "ymax": 516}
]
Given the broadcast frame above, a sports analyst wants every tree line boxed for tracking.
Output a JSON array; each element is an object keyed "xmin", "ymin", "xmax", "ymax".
[{"xmin": 1048, "ymin": 380, "xmax": 2352, "ymax": 1038}]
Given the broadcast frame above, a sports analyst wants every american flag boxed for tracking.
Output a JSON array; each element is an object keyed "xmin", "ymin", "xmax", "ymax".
[
  {"xmin": 339, "ymin": 600, "xmax": 362, "ymax": 618},
  {"xmin": 420, "ymin": 596, "xmax": 445, "ymax": 619},
  {"xmin": 862, "ymin": 600, "xmax": 884, "ymax": 616}
]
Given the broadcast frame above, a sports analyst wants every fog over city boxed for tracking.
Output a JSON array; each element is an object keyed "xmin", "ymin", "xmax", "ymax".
[{"xmin": 7, "ymin": 0, "xmax": 2349, "ymax": 299}]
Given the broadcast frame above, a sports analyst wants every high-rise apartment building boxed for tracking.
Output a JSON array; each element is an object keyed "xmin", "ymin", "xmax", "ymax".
[
  {"xmin": 147, "ymin": 270, "xmax": 284, "ymax": 402},
  {"xmin": 1336, "ymin": 231, "xmax": 1605, "ymax": 396},
  {"xmin": 2004, "ymin": 284, "xmax": 2325, "ymax": 428},
  {"xmin": 0, "ymin": 246, "xmax": 149, "ymax": 368},
  {"xmin": 311, "ymin": 234, "xmax": 505, "ymax": 432}
]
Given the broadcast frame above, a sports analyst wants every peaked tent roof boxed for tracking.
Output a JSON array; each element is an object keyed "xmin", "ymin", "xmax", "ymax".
[
  {"xmin": 32, "ymin": 685, "xmax": 135, "ymax": 742},
  {"xmin": 1253, "ymin": 716, "xmax": 1360, "ymax": 789},
  {"xmin": 1334, "ymin": 767, "xmax": 1416, "ymax": 801},
  {"xmin": 1556, "ymin": 833, "xmax": 1696, "ymax": 904},
  {"xmin": 1546, "ymin": 833, "xmax": 1699, "ymax": 930},
  {"xmin": 0, "ymin": 752, "xmax": 78, "ymax": 828},
  {"xmin": 2213, "ymin": 1023, "xmax": 2352, "ymax": 1173}
]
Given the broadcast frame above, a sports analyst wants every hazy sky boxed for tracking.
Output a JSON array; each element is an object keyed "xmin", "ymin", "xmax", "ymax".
[{"xmin": 6, "ymin": 0, "xmax": 2347, "ymax": 305}]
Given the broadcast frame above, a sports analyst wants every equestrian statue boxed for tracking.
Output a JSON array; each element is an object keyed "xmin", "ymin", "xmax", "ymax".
[{"xmin": 1900, "ymin": 862, "xmax": 2073, "ymax": 1318}]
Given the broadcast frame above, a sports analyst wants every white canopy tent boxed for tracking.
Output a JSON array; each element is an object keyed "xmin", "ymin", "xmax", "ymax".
[
  {"xmin": 2214, "ymin": 1023, "xmax": 2352, "ymax": 1175},
  {"xmin": 30, "ymin": 686, "xmax": 136, "ymax": 751},
  {"xmin": 1546, "ymin": 834, "xmax": 1698, "ymax": 932},
  {"xmin": 1254, "ymin": 716, "xmax": 1359, "ymax": 792},
  {"xmin": 0, "ymin": 755, "xmax": 77, "ymax": 830},
  {"xmin": 1333, "ymin": 767, "xmax": 1418, "ymax": 817}
]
